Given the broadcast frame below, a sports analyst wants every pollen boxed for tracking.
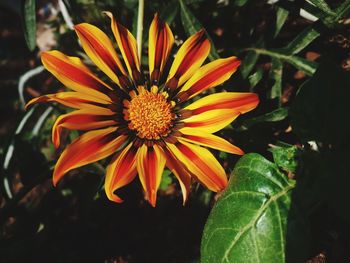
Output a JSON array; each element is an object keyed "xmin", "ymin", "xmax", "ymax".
[{"xmin": 125, "ymin": 87, "xmax": 174, "ymax": 140}]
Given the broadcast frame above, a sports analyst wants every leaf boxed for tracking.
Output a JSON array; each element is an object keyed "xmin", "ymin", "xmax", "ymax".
[
  {"xmin": 274, "ymin": 7, "xmax": 289, "ymax": 38},
  {"xmin": 240, "ymin": 38, "xmax": 263, "ymax": 79},
  {"xmin": 248, "ymin": 68, "xmax": 264, "ymax": 88},
  {"xmin": 270, "ymin": 145, "xmax": 300, "ymax": 173},
  {"xmin": 179, "ymin": 0, "xmax": 220, "ymax": 61},
  {"xmin": 160, "ymin": 0, "xmax": 179, "ymax": 25},
  {"xmin": 237, "ymin": 107, "xmax": 289, "ymax": 131},
  {"xmin": 159, "ymin": 169, "xmax": 173, "ymax": 190},
  {"xmin": 233, "ymin": 0, "xmax": 249, "ymax": 7},
  {"xmin": 284, "ymin": 26, "xmax": 320, "ymax": 55},
  {"xmin": 307, "ymin": 0, "xmax": 334, "ymax": 16},
  {"xmin": 246, "ymin": 48, "xmax": 317, "ymax": 76},
  {"xmin": 269, "ymin": 58, "xmax": 283, "ymax": 102},
  {"xmin": 22, "ymin": 0, "xmax": 37, "ymax": 51},
  {"xmin": 201, "ymin": 153, "xmax": 309, "ymax": 263}
]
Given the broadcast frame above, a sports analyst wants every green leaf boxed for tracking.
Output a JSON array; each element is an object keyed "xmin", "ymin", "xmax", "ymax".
[
  {"xmin": 160, "ymin": 0, "xmax": 179, "ymax": 25},
  {"xmin": 248, "ymin": 68, "xmax": 264, "ymax": 88},
  {"xmin": 22, "ymin": 0, "xmax": 36, "ymax": 51},
  {"xmin": 270, "ymin": 145, "xmax": 300, "ymax": 173},
  {"xmin": 246, "ymin": 48, "xmax": 317, "ymax": 76},
  {"xmin": 274, "ymin": 7, "xmax": 289, "ymax": 38},
  {"xmin": 159, "ymin": 170, "xmax": 173, "ymax": 190},
  {"xmin": 179, "ymin": 0, "xmax": 220, "ymax": 61},
  {"xmin": 233, "ymin": 0, "xmax": 249, "ymax": 7},
  {"xmin": 307, "ymin": 0, "xmax": 334, "ymax": 16},
  {"xmin": 201, "ymin": 153, "xmax": 309, "ymax": 263},
  {"xmin": 237, "ymin": 107, "xmax": 288, "ymax": 131},
  {"xmin": 240, "ymin": 38, "xmax": 263, "ymax": 79},
  {"xmin": 269, "ymin": 58, "xmax": 283, "ymax": 102},
  {"xmin": 284, "ymin": 26, "xmax": 320, "ymax": 55}
]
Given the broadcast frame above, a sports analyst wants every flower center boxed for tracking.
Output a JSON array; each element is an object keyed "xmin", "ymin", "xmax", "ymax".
[{"xmin": 125, "ymin": 88, "xmax": 174, "ymax": 140}]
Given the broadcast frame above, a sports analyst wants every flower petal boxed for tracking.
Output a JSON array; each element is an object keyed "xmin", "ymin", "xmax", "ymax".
[
  {"xmin": 163, "ymin": 146, "xmax": 191, "ymax": 204},
  {"xmin": 180, "ymin": 130, "xmax": 244, "ymax": 155},
  {"xmin": 105, "ymin": 143, "xmax": 137, "ymax": 203},
  {"xmin": 74, "ymin": 23, "xmax": 130, "ymax": 90},
  {"xmin": 53, "ymin": 127, "xmax": 126, "ymax": 186},
  {"xmin": 182, "ymin": 109, "xmax": 240, "ymax": 133},
  {"xmin": 184, "ymin": 92, "xmax": 259, "ymax": 115},
  {"xmin": 25, "ymin": 92, "xmax": 110, "ymax": 110},
  {"xmin": 52, "ymin": 108, "xmax": 117, "ymax": 148},
  {"xmin": 136, "ymin": 144, "xmax": 166, "ymax": 207},
  {"xmin": 176, "ymin": 57, "xmax": 240, "ymax": 101},
  {"xmin": 166, "ymin": 139, "xmax": 227, "ymax": 192},
  {"xmin": 41, "ymin": 51, "xmax": 112, "ymax": 102},
  {"xmin": 148, "ymin": 14, "xmax": 174, "ymax": 84},
  {"xmin": 165, "ymin": 29, "xmax": 210, "ymax": 91},
  {"xmin": 104, "ymin": 12, "xmax": 142, "ymax": 83}
]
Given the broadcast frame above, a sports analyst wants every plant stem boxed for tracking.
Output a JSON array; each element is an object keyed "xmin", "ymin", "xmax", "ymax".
[{"xmin": 136, "ymin": 0, "xmax": 144, "ymax": 58}]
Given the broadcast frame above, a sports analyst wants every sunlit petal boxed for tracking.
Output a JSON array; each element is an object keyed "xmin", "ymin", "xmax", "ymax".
[
  {"xmin": 177, "ymin": 57, "xmax": 240, "ymax": 101},
  {"xmin": 105, "ymin": 143, "xmax": 137, "ymax": 203},
  {"xmin": 148, "ymin": 14, "xmax": 174, "ymax": 84},
  {"xmin": 180, "ymin": 130, "xmax": 244, "ymax": 155},
  {"xmin": 136, "ymin": 144, "xmax": 166, "ymax": 207},
  {"xmin": 41, "ymin": 51, "xmax": 113, "ymax": 102},
  {"xmin": 165, "ymin": 30, "xmax": 210, "ymax": 91},
  {"xmin": 104, "ymin": 11, "xmax": 142, "ymax": 83},
  {"xmin": 53, "ymin": 127, "xmax": 126, "ymax": 186},
  {"xmin": 166, "ymin": 139, "xmax": 227, "ymax": 192},
  {"xmin": 75, "ymin": 23, "xmax": 130, "ymax": 89},
  {"xmin": 52, "ymin": 108, "xmax": 117, "ymax": 148}
]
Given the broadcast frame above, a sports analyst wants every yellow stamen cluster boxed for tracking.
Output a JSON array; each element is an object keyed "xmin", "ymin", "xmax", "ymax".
[{"xmin": 125, "ymin": 87, "xmax": 174, "ymax": 140}]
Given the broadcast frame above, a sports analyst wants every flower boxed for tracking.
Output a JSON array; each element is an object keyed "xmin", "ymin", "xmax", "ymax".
[{"xmin": 26, "ymin": 13, "xmax": 259, "ymax": 206}]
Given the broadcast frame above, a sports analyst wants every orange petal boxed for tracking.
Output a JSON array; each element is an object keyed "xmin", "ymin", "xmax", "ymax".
[
  {"xmin": 136, "ymin": 144, "xmax": 166, "ymax": 207},
  {"xmin": 163, "ymin": 146, "xmax": 191, "ymax": 204},
  {"xmin": 182, "ymin": 109, "xmax": 240, "ymax": 133},
  {"xmin": 148, "ymin": 14, "xmax": 174, "ymax": 84},
  {"xmin": 74, "ymin": 23, "xmax": 130, "ymax": 89},
  {"xmin": 165, "ymin": 30, "xmax": 210, "ymax": 91},
  {"xmin": 180, "ymin": 130, "xmax": 244, "ymax": 155},
  {"xmin": 104, "ymin": 12, "xmax": 142, "ymax": 83},
  {"xmin": 176, "ymin": 57, "xmax": 241, "ymax": 101},
  {"xmin": 105, "ymin": 143, "xmax": 138, "ymax": 203},
  {"xmin": 53, "ymin": 127, "xmax": 126, "ymax": 186},
  {"xmin": 25, "ymin": 92, "xmax": 111, "ymax": 110},
  {"xmin": 52, "ymin": 108, "xmax": 117, "ymax": 148},
  {"xmin": 166, "ymin": 139, "xmax": 227, "ymax": 192},
  {"xmin": 41, "ymin": 51, "xmax": 112, "ymax": 102},
  {"xmin": 184, "ymin": 92, "xmax": 259, "ymax": 115}
]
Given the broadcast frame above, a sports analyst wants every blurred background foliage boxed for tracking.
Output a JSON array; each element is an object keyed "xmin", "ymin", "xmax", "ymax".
[{"xmin": 0, "ymin": 0, "xmax": 350, "ymax": 262}]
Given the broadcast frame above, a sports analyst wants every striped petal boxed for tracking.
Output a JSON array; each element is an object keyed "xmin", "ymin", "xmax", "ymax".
[
  {"xmin": 53, "ymin": 127, "xmax": 126, "ymax": 186},
  {"xmin": 163, "ymin": 146, "xmax": 191, "ymax": 204},
  {"xmin": 52, "ymin": 108, "xmax": 117, "ymax": 148},
  {"xmin": 104, "ymin": 12, "xmax": 142, "ymax": 83},
  {"xmin": 182, "ymin": 109, "xmax": 240, "ymax": 133},
  {"xmin": 105, "ymin": 143, "xmax": 137, "ymax": 203},
  {"xmin": 75, "ymin": 23, "xmax": 130, "ymax": 90},
  {"xmin": 41, "ymin": 51, "xmax": 112, "ymax": 102},
  {"xmin": 176, "ymin": 57, "xmax": 240, "ymax": 101},
  {"xmin": 165, "ymin": 30, "xmax": 210, "ymax": 91},
  {"xmin": 180, "ymin": 130, "xmax": 244, "ymax": 155},
  {"xmin": 148, "ymin": 13, "xmax": 174, "ymax": 84},
  {"xmin": 136, "ymin": 144, "xmax": 166, "ymax": 207},
  {"xmin": 166, "ymin": 139, "xmax": 227, "ymax": 192},
  {"xmin": 184, "ymin": 92, "xmax": 259, "ymax": 115},
  {"xmin": 25, "ymin": 92, "xmax": 110, "ymax": 110}
]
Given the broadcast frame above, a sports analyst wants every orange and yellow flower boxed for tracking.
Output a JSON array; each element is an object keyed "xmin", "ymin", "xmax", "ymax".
[{"xmin": 26, "ymin": 13, "xmax": 259, "ymax": 206}]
